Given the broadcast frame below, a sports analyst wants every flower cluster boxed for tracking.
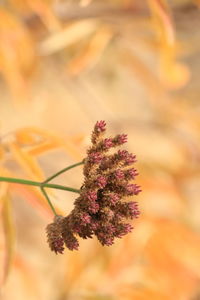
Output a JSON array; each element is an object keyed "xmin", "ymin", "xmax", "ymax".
[{"xmin": 46, "ymin": 121, "xmax": 141, "ymax": 254}]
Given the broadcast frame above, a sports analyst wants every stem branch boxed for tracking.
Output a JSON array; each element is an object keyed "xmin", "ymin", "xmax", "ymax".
[
  {"xmin": 43, "ymin": 160, "xmax": 84, "ymax": 184},
  {"xmin": 0, "ymin": 176, "xmax": 81, "ymax": 215},
  {"xmin": 0, "ymin": 161, "xmax": 84, "ymax": 216},
  {"xmin": 40, "ymin": 186, "xmax": 57, "ymax": 215}
]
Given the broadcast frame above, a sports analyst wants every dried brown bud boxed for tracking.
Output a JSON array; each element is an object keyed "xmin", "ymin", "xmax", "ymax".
[{"xmin": 46, "ymin": 216, "xmax": 65, "ymax": 254}]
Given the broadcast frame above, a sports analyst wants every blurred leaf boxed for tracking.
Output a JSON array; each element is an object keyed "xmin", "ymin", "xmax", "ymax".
[
  {"xmin": 15, "ymin": 127, "xmax": 65, "ymax": 154},
  {"xmin": 8, "ymin": 0, "xmax": 61, "ymax": 31},
  {"xmin": 23, "ymin": 127, "xmax": 82, "ymax": 159},
  {"xmin": 67, "ymin": 26, "xmax": 113, "ymax": 76},
  {"xmin": 26, "ymin": 0, "xmax": 61, "ymax": 32},
  {"xmin": 39, "ymin": 20, "xmax": 98, "ymax": 56},
  {"xmin": 0, "ymin": 145, "xmax": 5, "ymax": 161},
  {"xmin": 148, "ymin": 0, "xmax": 175, "ymax": 45},
  {"xmin": 148, "ymin": 0, "xmax": 190, "ymax": 89},
  {"xmin": 0, "ymin": 182, "xmax": 9, "ymax": 213},
  {"xmin": 80, "ymin": 0, "xmax": 93, "ymax": 7},
  {"xmin": 80, "ymin": 0, "xmax": 92, "ymax": 6},
  {"xmin": 1, "ymin": 192, "xmax": 15, "ymax": 285},
  {"xmin": 28, "ymin": 141, "xmax": 64, "ymax": 156},
  {"xmin": 15, "ymin": 128, "xmax": 43, "ymax": 146},
  {"xmin": 9, "ymin": 142, "xmax": 45, "ymax": 180},
  {"xmin": 0, "ymin": 7, "xmax": 35, "ymax": 101}
]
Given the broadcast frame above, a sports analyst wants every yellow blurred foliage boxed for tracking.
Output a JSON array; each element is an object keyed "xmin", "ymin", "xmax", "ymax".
[{"xmin": 0, "ymin": 1, "xmax": 200, "ymax": 300}]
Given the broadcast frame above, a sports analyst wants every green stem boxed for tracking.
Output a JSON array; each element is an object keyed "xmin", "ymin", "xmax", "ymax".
[
  {"xmin": 0, "ymin": 177, "xmax": 41, "ymax": 186},
  {"xmin": 43, "ymin": 160, "xmax": 84, "ymax": 184},
  {"xmin": 40, "ymin": 186, "xmax": 57, "ymax": 216},
  {"xmin": 0, "ymin": 177, "xmax": 80, "ymax": 193}
]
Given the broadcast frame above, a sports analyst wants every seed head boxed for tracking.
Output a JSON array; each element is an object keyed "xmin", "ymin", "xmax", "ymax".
[{"xmin": 46, "ymin": 121, "xmax": 141, "ymax": 254}]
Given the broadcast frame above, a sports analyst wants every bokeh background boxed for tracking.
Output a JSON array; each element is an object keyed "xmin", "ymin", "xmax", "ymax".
[{"xmin": 0, "ymin": 0, "xmax": 200, "ymax": 299}]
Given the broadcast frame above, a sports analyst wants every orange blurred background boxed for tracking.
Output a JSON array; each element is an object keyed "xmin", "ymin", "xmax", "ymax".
[{"xmin": 0, "ymin": 1, "xmax": 200, "ymax": 299}]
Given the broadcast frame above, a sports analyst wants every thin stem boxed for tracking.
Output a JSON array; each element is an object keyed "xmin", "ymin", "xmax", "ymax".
[
  {"xmin": 0, "ymin": 177, "xmax": 80, "ymax": 193},
  {"xmin": 45, "ymin": 183, "xmax": 80, "ymax": 193},
  {"xmin": 0, "ymin": 177, "xmax": 41, "ymax": 186},
  {"xmin": 40, "ymin": 186, "xmax": 57, "ymax": 215},
  {"xmin": 43, "ymin": 160, "xmax": 84, "ymax": 184}
]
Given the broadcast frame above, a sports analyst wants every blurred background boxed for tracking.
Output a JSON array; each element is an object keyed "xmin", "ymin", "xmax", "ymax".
[{"xmin": 0, "ymin": 0, "xmax": 200, "ymax": 299}]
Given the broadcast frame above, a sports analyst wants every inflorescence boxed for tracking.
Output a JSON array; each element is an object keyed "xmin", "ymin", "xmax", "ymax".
[{"xmin": 46, "ymin": 121, "xmax": 141, "ymax": 254}]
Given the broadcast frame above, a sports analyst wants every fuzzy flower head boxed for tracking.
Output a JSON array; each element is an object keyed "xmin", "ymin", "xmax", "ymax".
[{"xmin": 46, "ymin": 121, "xmax": 141, "ymax": 254}]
